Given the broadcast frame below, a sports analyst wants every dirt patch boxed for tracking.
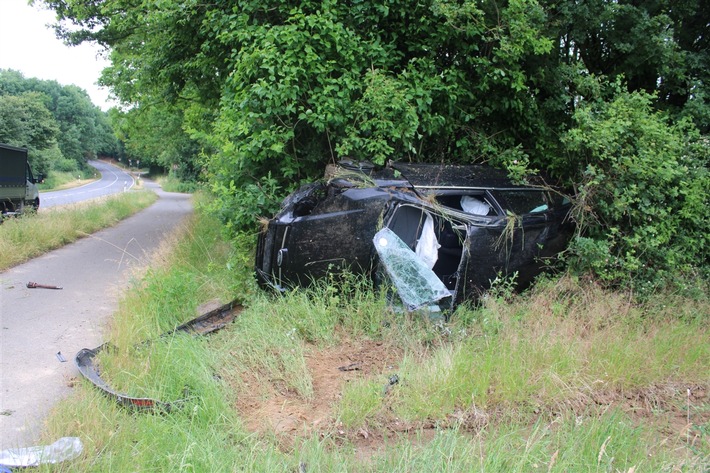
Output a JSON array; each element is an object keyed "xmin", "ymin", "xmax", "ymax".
[
  {"xmin": 236, "ymin": 338, "xmax": 402, "ymax": 438},
  {"xmin": 550, "ymin": 383, "xmax": 708, "ymax": 423},
  {"xmin": 234, "ymin": 339, "xmax": 708, "ymax": 458}
]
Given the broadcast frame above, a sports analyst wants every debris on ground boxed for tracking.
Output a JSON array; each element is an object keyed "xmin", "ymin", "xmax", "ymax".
[
  {"xmin": 75, "ymin": 299, "xmax": 242, "ymax": 412},
  {"xmin": 26, "ymin": 282, "xmax": 63, "ymax": 290},
  {"xmin": 382, "ymin": 374, "xmax": 400, "ymax": 396},
  {"xmin": 0, "ymin": 437, "xmax": 82, "ymax": 468},
  {"xmin": 338, "ymin": 362, "xmax": 362, "ymax": 372}
]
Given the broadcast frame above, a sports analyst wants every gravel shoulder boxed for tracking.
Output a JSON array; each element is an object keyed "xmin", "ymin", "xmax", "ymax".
[{"xmin": 0, "ymin": 184, "xmax": 193, "ymax": 448}]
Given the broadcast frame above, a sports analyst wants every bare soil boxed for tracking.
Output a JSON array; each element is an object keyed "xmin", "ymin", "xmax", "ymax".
[
  {"xmin": 236, "ymin": 338, "xmax": 402, "ymax": 437},
  {"xmin": 232, "ymin": 340, "xmax": 709, "ymax": 458}
]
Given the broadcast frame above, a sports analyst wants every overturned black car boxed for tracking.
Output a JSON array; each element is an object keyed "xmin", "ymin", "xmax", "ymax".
[{"xmin": 256, "ymin": 161, "xmax": 573, "ymax": 312}]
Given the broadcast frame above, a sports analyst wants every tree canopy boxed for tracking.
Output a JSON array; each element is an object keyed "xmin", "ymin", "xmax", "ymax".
[
  {"xmin": 42, "ymin": 0, "xmax": 709, "ymax": 290},
  {"xmin": 0, "ymin": 69, "xmax": 120, "ymax": 175}
]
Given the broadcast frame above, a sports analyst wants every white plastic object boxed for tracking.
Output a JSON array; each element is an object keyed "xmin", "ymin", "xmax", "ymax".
[
  {"xmin": 415, "ymin": 214, "xmax": 440, "ymax": 269},
  {"xmin": 0, "ymin": 437, "xmax": 83, "ymax": 467},
  {"xmin": 460, "ymin": 195, "xmax": 490, "ymax": 215}
]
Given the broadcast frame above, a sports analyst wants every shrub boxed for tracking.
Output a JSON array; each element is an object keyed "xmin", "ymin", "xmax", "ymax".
[{"xmin": 562, "ymin": 89, "xmax": 709, "ymax": 291}]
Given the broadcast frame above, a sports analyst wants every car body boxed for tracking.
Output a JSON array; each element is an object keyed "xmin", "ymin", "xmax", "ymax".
[{"xmin": 255, "ymin": 161, "xmax": 574, "ymax": 311}]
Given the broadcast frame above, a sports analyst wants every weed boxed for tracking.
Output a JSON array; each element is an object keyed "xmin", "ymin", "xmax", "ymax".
[{"xmin": 494, "ymin": 210, "xmax": 523, "ymax": 253}]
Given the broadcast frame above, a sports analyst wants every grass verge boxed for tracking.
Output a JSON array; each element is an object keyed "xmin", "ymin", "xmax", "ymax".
[
  {"xmin": 0, "ymin": 191, "xmax": 157, "ymax": 271},
  {"xmin": 38, "ymin": 170, "xmax": 98, "ymax": 191},
  {"xmin": 36, "ymin": 205, "xmax": 709, "ymax": 472},
  {"xmin": 155, "ymin": 174, "xmax": 200, "ymax": 193}
]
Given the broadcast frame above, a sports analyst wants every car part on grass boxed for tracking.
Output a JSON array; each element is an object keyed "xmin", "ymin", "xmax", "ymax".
[
  {"xmin": 75, "ymin": 345, "xmax": 175, "ymax": 411},
  {"xmin": 256, "ymin": 161, "xmax": 574, "ymax": 313},
  {"xmin": 338, "ymin": 362, "xmax": 362, "ymax": 372},
  {"xmin": 168, "ymin": 299, "xmax": 242, "ymax": 336},
  {"xmin": 382, "ymin": 374, "xmax": 400, "ymax": 396},
  {"xmin": 26, "ymin": 282, "xmax": 63, "ymax": 290},
  {"xmin": 0, "ymin": 437, "xmax": 82, "ymax": 468},
  {"xmin": 75, "ymin": 299, "xmax": 242, "ymax": 412}
]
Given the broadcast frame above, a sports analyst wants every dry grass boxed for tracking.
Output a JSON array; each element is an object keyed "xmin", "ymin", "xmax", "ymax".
[{"xmin": 0, "ymin": 191, "xmax": 157, "ymax": 271}]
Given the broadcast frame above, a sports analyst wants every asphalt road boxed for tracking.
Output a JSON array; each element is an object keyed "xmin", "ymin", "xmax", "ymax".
[
  {"xmin": 40, "ymin": 160, "xmax": 135, "ymax": 208},
  {"xmin": 0, "ymin": 182, "xmax": 193, "ymax": 449}
]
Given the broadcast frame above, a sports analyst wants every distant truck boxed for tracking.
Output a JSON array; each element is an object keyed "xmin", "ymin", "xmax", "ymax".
[{"xmin": 0, "ymin": 143, "xmax": 42, "ymax": 218}]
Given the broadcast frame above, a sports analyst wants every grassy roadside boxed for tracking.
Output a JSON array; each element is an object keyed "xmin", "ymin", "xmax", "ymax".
[
  {"xmin": 0, "ymin": 191, "xmax": 157, "ymax": 271},
  {"xmin": 155, "ymin": 174, "xmax": 200, "ymax": 193},
  {"xmin": 36, "ymin": 203, "xmax": 709, "ymax": 472},
  {"xmin": 38, "ymin": 171, "xmax": 98, "ymax": 191}
]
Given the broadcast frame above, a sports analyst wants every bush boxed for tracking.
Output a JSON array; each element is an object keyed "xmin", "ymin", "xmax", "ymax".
[
  {"xmin": 562, "ymin": 89, "xmax": 709, "ymax": 291},
  {"xmin": 53, "ymin": 157, "xmax": 80, "ymax": 173}
]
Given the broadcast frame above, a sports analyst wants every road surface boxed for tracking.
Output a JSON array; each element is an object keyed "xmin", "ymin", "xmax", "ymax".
[
  {"xmin": 0, "ymin": 182, "xmax": 193, "ymax": 449},
  {"xmin": 40, "ymin": 160, "xmax": 135, "ymax": 208}
]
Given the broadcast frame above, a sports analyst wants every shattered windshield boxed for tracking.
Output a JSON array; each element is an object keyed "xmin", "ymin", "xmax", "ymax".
[{"xmin": 373, "ymin": 227, "xmax": 451, "ymax": 311}]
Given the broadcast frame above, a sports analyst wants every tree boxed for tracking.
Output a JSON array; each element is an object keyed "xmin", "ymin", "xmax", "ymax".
[
  {"xmin": 0, "ymin": 91, "xmax": 59, "ymax": 176},
  {"xmin": 539, "ymin": 0, "xmax": 710, "ymax": 131},
  {"xmin": 0, "ymin": 69, "xmax": 120, "ymax": 166},
  {"xmin": 110, "ymin": 103, "xmax": 203, "ymax": 180},
  {"xmin": 43, "ymin": 0, "xmax": 709, "ymax": 287}
]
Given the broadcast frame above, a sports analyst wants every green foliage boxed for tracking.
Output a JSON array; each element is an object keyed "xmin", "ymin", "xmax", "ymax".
[
  {"xmin": 336, "ymin": 70, "xmax": 420, "ymax": 164},
  {"xmin": 110, "ymin": 103, "xmax": 205, "ymax": 181},
  {"xmin": 0, "ymin": 69, "xmax": 120, "ymax": 174},
  {"xmin": 52, "ymin": 155, "xmax": 81, "ymax": 173},
  {"xmin": 0, "ymin": 90, "xmax": 59, "ymax": 176},
  {"xmin": 208, "ymin": 172, "xmax": 282, "ymax": 232},
  {"xmin": 156, "ymin": 174, "xmax": 200, "ymax": 193},
  {"xmin": 43, "ymin": 0, "xmax": 710, "ymax": 286},
  {"xmin": 201, "ymin": 0, "xmax": 559, "ymax": 230},
  {"xmin": 562, "ymin": 89, "xmax": 709, "ymax": 289}
]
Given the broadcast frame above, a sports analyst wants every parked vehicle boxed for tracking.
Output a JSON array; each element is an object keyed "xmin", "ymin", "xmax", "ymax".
[
  {"xmin": 256, "ymin": 161, "xmax": 574, "ymax": 311},
  {"xmin": 0, "ymin": 143, "xmax": 42, "ymax": 218}
]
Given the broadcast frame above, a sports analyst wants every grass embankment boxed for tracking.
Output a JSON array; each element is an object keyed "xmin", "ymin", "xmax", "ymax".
[
  {"xmin": 38, "ymin": 170, "xmax": 98, "ymax": 191},
  {"xmin": 38, "ymin": 205, "xmax": 709, "ymax": 472},
  {"xmin": 0, "ymin": 191, "xmax": 157, "ymax": 271},
  {"xmin": 155, "ymin": 174, "xmax": 200, "ymax": 193}
]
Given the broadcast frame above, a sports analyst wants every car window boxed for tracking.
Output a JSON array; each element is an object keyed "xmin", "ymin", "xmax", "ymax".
[
  {"xmin": 492, "ymin": 190, "xmax": 549, "ymax": 215},
  {"xmin": 435, "ymin": 193, "xmax": 498, "ymax": 216}
]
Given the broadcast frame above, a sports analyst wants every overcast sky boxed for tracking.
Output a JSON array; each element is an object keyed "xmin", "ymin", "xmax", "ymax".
[{"xmin": 0, "ymin": 0, "xmax": 115, "ymax": 110}]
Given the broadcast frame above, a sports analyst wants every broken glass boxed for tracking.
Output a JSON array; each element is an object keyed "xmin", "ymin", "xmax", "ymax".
[{"xmin": 374, "ymin": 227, "xmax": 451, "ymax": 311}]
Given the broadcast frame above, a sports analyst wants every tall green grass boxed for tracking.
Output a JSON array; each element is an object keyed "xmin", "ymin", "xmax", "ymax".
[
  {"xmin": 339, "ymin": 277, "xmax": 708, "ymax": 424},
  {"xmin": 155, "ymin": 174, "xmax": 200, "ymax": 193},
  {"xmin": 37, "ymin": 205, "xmax": 708, "ymax": 472},
  {"xmin": 38, "ymin": 170, "xmax": 97, "ymax": 191},
  {"xmin": 366, "ymin": 410, "xmax": 677, "ymax": 472},
  {"xmin": 0, "ymin": 191, "xmax": 157, "ymax": 271}
]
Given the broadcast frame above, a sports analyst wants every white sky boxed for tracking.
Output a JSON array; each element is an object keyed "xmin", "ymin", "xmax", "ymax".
[{"xmin": 0, "ymin": 0, "xmax": 116, "ymax": 110}]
